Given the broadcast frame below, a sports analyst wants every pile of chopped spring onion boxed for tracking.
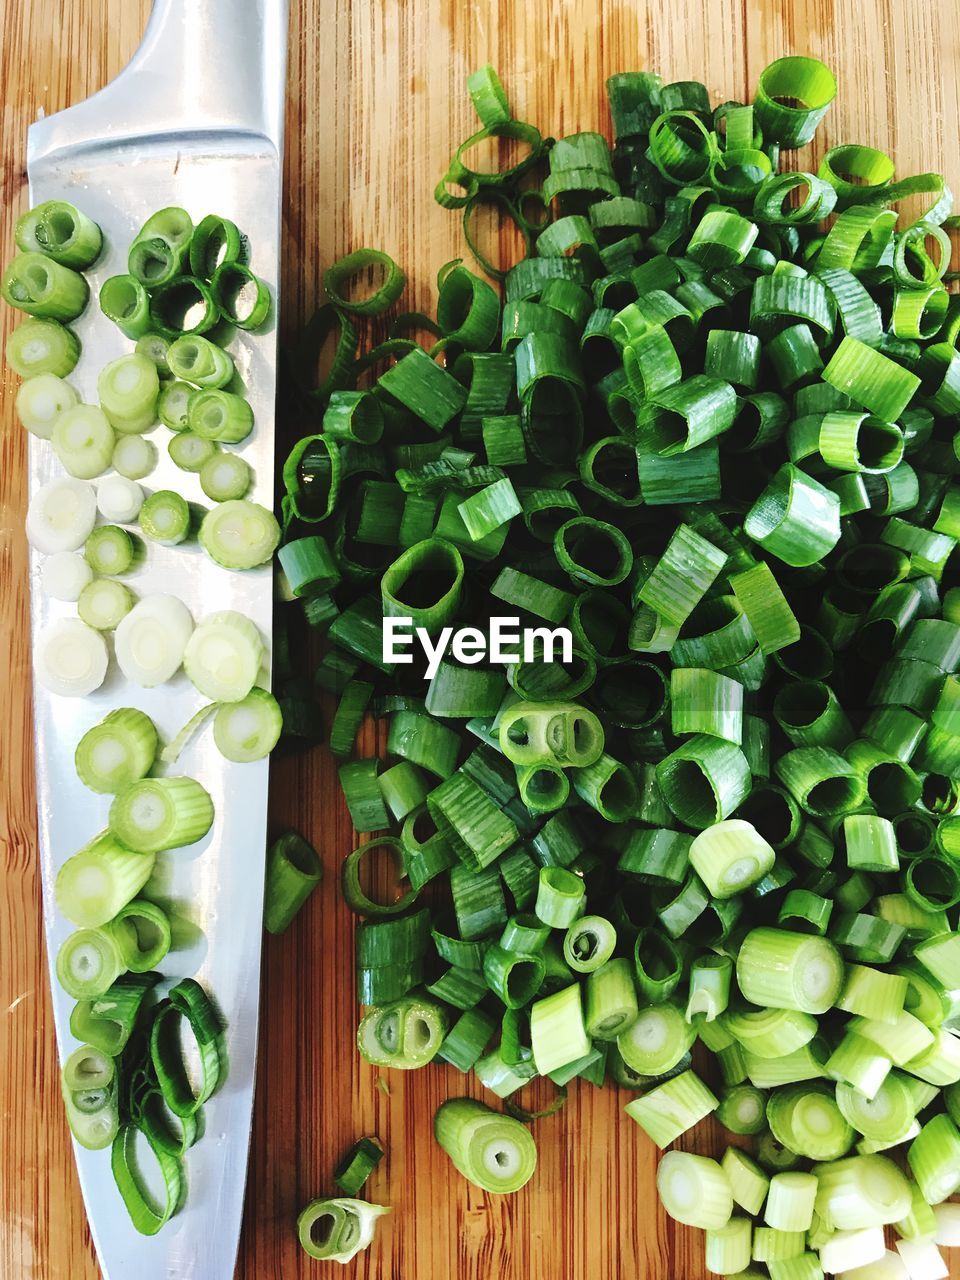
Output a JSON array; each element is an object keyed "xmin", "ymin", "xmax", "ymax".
[
  {"xmin": 3, "ymin": 202, "xmax": 283, "ymax": 1232},
  {"xmin": 276, "ymin": 56, "xmax": 960, "ymax": 1276},
  {"xmin": 51, "ymin": 703, "xmax": 228, "ymax": 1231}
]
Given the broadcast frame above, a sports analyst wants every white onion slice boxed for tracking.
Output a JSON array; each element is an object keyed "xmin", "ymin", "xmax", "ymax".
[
  {"xmin": 822, "ymin": 1227, "xmax": 887, "ymax": 1275},
  {"xmin": 115, "ymin": 594, "xmax": 194, "ymax": 687},
  {"xmin": 933, "ymin": 1202, "xmax": 960, "ymax": 1247},
  {"xmin": 35, "ymin": 618, "xmax": 109, "ymax": 697},
  {"xmin": 41, "ymin": 551, "xmax": 94, "ymax": 601},
  {"xmin": 896, "ymin": 1238, "xmax": 949, "ymax": 1280},
  {"xmin": 26, "ymin": 477, "xmax": 97, "ymax": 553},
  {"xmin": 838, "ymin": 1252, "xmax": 910, "ymax": 1279},
  {"xmin": 97, "ymin": 475, "xmax": 144, "ymax": 523}
]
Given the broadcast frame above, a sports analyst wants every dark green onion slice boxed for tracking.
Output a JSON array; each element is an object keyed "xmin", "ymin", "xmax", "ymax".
[
  {"xmin": 333, "ymin": 1137, "xmax": 384, "ymax": 1196},
  {"xmin": 324, "ymin": 248, "xmax": 406, "ymax": 316},
  {"xmin": 111, "ymin": 1124, "xmax": 184, "ymax": 1235},
  {"xmin": 149, "ymin": 980, "xmax": 223, "ymax": 1119},
  {"xmin": 211, "ymin": 261, "xmax": 270, "ymax": 329}
]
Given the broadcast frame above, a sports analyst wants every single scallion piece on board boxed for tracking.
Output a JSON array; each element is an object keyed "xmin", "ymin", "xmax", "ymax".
[
  {"xmin": 434, "ymin": 1098, "xmax": 537, "ymax": 1193},
  {"xmin": 297, "ymin": 1197, "xmax": 390, "ymax": 1263},
  {"xmin": 333, "ymin": 1137, "xmax": 384, "ymax": 1196}
]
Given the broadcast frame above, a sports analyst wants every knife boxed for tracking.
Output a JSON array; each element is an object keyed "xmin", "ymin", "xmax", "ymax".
[{"xmin": 26, "ymin": 1, "xmax": 288, "ymax": 1275}]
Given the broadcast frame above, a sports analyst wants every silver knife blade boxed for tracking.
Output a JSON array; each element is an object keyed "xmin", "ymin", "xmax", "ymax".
[{"xmin": 26, "ymin": 2, "xmax": 288, "ymax": 1276}]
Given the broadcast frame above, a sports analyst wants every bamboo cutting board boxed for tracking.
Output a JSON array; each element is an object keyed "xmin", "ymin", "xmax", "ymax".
[{"xmin": 2, "ymin": 3, "xmax": 959, "ymax": 1278}]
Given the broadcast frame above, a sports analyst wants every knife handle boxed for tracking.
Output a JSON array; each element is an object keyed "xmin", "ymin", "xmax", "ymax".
[{"xmin": 29, "ymin": 0, "xmax": 289, "ymax": 164}]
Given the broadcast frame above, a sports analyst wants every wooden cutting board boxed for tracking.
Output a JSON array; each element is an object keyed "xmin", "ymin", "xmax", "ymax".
[{"xmin": 2, "ymin": 2, "xmax": 959, "ymax": 1277}]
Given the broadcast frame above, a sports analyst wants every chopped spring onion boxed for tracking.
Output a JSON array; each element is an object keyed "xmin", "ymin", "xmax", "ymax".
[
  {"xmin": 97, "ymin": 353, "xmax": 160, "ymax": 433},
  {"xmin": 41, "ymin": 550, "xmax": 93, "ymax": 602},
  {"xmin": 112, "ymin": 433, "xmax": 158, "ymax": 480},
  {"xmin": 894, "ymin": 1239, "xmax": 948, "ymax": 1280},
  {"xmin": 584, "ymin": 957, "xmax": 639, "ymax": 1040},
  {"xmin": 189, "ymin": 213, "xmax": 243, "ymax": 278},
  {"xmin": 182, "ymin": 610, "xmax": 264, "ymax": 702},
  {"xmin": 736, "ymin": 927, "xmax": 845, "ymax": 1014},
  {"xmin": 158, "ymin": 380, "xmax": 195, "ymax": 430},
  {"xmin": 819, "ymin": 1228, "xmax": 888, "ymax": 1276},
  {"xmin": 34, "ymin": 617, "xmax": 108, "ymax": 697},
  {"xmin": 16, "ymin": 372, "xmax": 78, "ymax": 437},
  {"xmin": 617, "ymin": 1000, "xmax": 695, "ymax": 1076},
  {"xmin": 111, "ymin": 1124, "xmax": 184, "ymax": 1236},
  {"xmin": 137, "ymin": 1092, "xmax": 201, "ymax": 1160},
  {"xmin": 97, "ymin": 475, "xmax": 145, "ymax": 523},
  {"xmin": 26, "ymin": 476, "xmax": 97, "ymax": 552},
  {"xmin": 333, "ymin": 1137, "xmax": 384, "ymax": 1196},
  {"xmin": 198, "ymin": 499, "xmax": 280, "ymax": 570},
  {"xmin": 625, "ymin": 1068, "xmax": 718, "ymax": 1147},
  {"xmin": 812, "ymin": 1154, "xmax": 912, "ymax": 1229},
  {"xmin": 135, "ymin": 332, "xmax": 171, "ymax": 375},
  {"xmin": 716, "ymin": 1084, "xmax": 768, "ymax": 1136},
  {"xmin": 357, "ymin": 998, "xmax": 447, "ymax": 1068},
  {"xmin": 139, "ymin": 490, "xmax": 190, "ymax": 546},
  {"xmin": 6, "ymin": 316, "xmax": 80, "ymax": 378},
  {"xmin": 84, "ymin": 524, "xmax": 134, "ymax": 576},
  {"xmin": 722, "ymin": 1147, "xmax": 770, "ymax": 1217},
  {"xmin": 114, "ymin": 594, "xmax": 194, "ymax": 686},
  {"xmin": 60, "ymin": 1044, "xmax": 118, "ymax": 1150},
  {"xmin": 199, "ymin": 451, "xmax": 252, "ymax": 502},
  {"xmin": 55, "ymin": 829, "xmax": 155, "ymax": 927},
  {"xmin": 171, "ymin": 427, "xmax": 220, "ymax": 473},
  {"xmin": 68, "ymin": 971, "xmax": 159, "ymax": 1057},
  {"xmin": 211, "ymin": 260, "xmax": 270, "ymax": 329},
  {"xmin": 434, "ymin": 1098, "xmax": 537, "ymax": 1193},
  {"xmin": 835, "ymin": 1072, "xmax": 916, "ymax": 1142},
  {"xmin": 656, "ymin": 1150, "xmax": 733, "ymax": 1230},
  {"xmin": 167, "ymin": 334, "xmax": 234, "ymax": 389},
  {"xmin": 297, "ymin": 1197, "xmax": 390, "ymax": 1263},
  {"xmin": 213, "ymin": 688, "xmax": 283, "ymax": 762},
  {"xmin": 563, "ymin": 915, "xmax": 617, "ymax": 973},
  {"xmin": 767, "ymin": 1083, "xmax": 854, "ymax": 1161},
  {"xmin": 108, "ymin": 776, "xmax": 214, "ymax": 853},
  {"xmin": 264, "ymin": 830, "xmax": 322, "ymax": 933},
  {"xmin": 933, "ymin": 1203, "xmax": 960, "ymax": 1247},
  {"xmin": 56, "ymin": 924, "xmax": 130, "ymax": 998},
  {"xmin": 150, "ymin": 979, "xmax": 223, "ymax": 1118},
  {"xmin": 149, "ymin": 274, "xmax": 218, "ymax": 338},
  {"xmin": 114, "ymin": 899, "xmax": 172, "ymax": 971},
  {"xmin": 266, "ymin": 57, "xmax": 960, "ymax": 1267},
  {"xmin": 907, "ymin": 1114, "xmax": 960, "ymax": 1204},
  {"xmin": 1, "ymin": 251, "xmax": 89, "ymax": 320},
  {"xmin": 765, "ymin": 1171, "xmax": 818, "ymax": 1233},
  {"xmin": 187, "ymin": 389, "xmax": 253, "ymax": 442},
  {"xmin": 127, "ymin": 207, "xmax": 192, "ymax": 288},
  {"xmin": 77, "ymin": 578, "xmax": 134, "ymax": 631},
  {"xmin": 99, "ymin": 275, "xmax": 151, "ymax": 339},
  {"xmin": 689, "ymin": 819, "xmax": 776, "ymax": 898},
  {"xmin": 530, "ymin": 982, "xmax": 590, "ymax": 1074},
  {"xmin": 51, "ymin": 404, "xmax": 116, "ymax": 478}
]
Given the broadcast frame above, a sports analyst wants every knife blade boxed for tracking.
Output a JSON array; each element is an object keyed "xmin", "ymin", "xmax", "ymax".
[{"xmin": 26, "ymin": 1, "xmax": 288, "ymax": 1275}]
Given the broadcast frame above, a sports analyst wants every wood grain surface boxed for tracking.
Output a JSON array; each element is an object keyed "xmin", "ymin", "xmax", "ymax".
[{"xmin": 2, "ymin": 2, "xmax": 960, "ymax": 1277}]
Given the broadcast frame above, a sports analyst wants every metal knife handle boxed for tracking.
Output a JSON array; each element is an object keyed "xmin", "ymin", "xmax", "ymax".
[{"xmin": 29, "ymin": 0, "xmax": 289, "ymax": 167}]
